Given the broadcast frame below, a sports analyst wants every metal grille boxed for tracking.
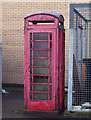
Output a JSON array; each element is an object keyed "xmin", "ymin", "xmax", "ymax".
[{"xmin": 68, "ymin": 3, "xmax": 91, "ymax": 112}]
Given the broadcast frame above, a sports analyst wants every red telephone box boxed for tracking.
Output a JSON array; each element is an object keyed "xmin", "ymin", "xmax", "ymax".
[{"xmin": 24, "ymin": 11, "xmax": 65, "ymax": 112}]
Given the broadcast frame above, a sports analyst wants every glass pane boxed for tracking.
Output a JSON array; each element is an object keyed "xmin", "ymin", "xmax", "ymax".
[
  {"xmin": 33, "ymin": 76, "xmax": 48, "ymax": 83},
  {"xmin": 30, "ymin": 93, "xmax": 32, "ymax": 100},
  {"xmin": 33, "ymin": 41, "xmax": 48, "ymax": 49},
  {"xmin": 30, "ymin": 33, "xmax": 32, "ymax": 40},
  {"xmin": 50, "ymin": 93, "xmax": 52, "ymax": 100},
  {"xmin": 30, "ymin": 84, "xmax": 32, "ymax": 91},
  {"xmin": 30, "ymin": 67, "xmax": 32, "ymax": 74},
  {"xmin": 33, "ymin": 93, "xmax": 48, "ymax": 100},
  {"xmin": 34, "ymin": 68, "xmax": 48, "ymax": 75},
  {"xmin": 34, "ymin": 50, "xmax": 48, "ymax": 57},
  {"xmin": 50, "ymin": 85, "xmax": 52, "ymax": 92},
  {"xmin": 33, "ymin": 59, "xmax": 48, "ymax": 66},
  {"xmin": 33, "ymin": 85, "xmax": 48, "ymax": 91},
  {"xmin": 30, "ymin": 76, "xmax": 32, "ymax": 82},
  {"xmin": 50, "ymin": 76, "xmax": 52, "ymax": 83},
  {"xmin": 50, "ymin": 41, "xmax": 52, "ymax": 49},
  {"xmin": 30, "ymin": 50, "xmax": 32, "ymax": 57},
  {"xmin": 50, "ymin": 33, "xmax": 52, "ymax": 40},
  {"xmin": 50, "ymin": 68, "xmax": 52, "ymax": 75},
  {"xmin": 33, "ymin": 33, "xmax": 48, "ymax": 40},
  {"xmin": 30, "ymin": 41, "xmax": 32, "ymax": 48},
  {"xmin": 50, "ymin": 59, "xmax": 52, "ymax": 66}
]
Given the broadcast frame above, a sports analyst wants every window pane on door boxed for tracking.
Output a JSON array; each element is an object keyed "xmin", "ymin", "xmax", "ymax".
[
  {"xmin": 33, "ymin": 68, "xmax": 48, "ymax": 75},
  {"xmin": 33, "ymin": 41, "xmax": 48, "ymax": 49},
  {"xmin": 33, "ymin": 84, "xmax": 48, "ymax": 91},
  {"xmin": 33, "ymin": 59, "xmax": 48, "ymax": 66},
  {"xmin": 33, "ymin": 50, "xmax": 48, "ymax": 57},
  {"xmin": 33, "ymin": 33, "xmax": 48, "ymax": 40},
  {"xmin": 33, "ymin": 76, "xmax": 48, "ymax": 83},
  {"xmin": 33, "ymin": 93, "xmax": 48, "ymax": 100}
]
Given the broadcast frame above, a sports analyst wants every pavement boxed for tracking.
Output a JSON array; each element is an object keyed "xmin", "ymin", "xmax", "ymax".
[{"xmin": 1, "ymin": 86, "xmax": 91, "ymax": 119}]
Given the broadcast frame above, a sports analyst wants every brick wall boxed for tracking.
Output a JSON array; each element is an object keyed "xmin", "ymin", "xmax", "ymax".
[{"xmin": 2, "ymin": 0, "xmax": 90, "ymax": 84}]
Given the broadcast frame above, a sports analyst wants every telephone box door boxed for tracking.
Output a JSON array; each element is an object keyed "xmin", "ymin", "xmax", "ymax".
[{"xmin": 25, "ymin": 28, "xmax": 57, "ymax": 111}]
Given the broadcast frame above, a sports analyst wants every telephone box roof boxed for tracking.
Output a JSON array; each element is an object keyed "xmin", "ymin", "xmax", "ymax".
[{"xmin": 24, "ymin": 11, "xmax": 64, "ymax": 21}]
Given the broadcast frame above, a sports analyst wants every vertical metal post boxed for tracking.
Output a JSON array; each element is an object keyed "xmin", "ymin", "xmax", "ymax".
[
  {"xmin": 48, "ymin": 33, "xmax": 50, "ymax": 101},
  {"xmin": 68, "ymin": 4, "xmax": 74, "ymax": 111},
  {"xmin": 80, "ymin": 19, "xmax": 83, "ymax": 92},
  {"xmin": 85, "ymin": 21, "xmax": 88, "ymax": 58},
  {"xmin": 76, "ymin": 15, "xmax": 78, "ymax": 68},
  {"xmin": 68, "ymin": 29, "xmax": 73, "ymax": 111},
  {"xmin": 32, "ymin": 32, "xmax": 34, "ymax": 100}
]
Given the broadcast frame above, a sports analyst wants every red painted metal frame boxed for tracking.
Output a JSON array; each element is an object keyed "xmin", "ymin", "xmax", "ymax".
[
  {"xmin": 59, "ymin": 30, "xmax": 65, "ymax": 110},
  {"xmin": 27, "ymin": 29, "xmax": 56, "ymax": 111},
  {"xmin": 24, "ymin": 12, "xmax": 65, "ymax": 112}
]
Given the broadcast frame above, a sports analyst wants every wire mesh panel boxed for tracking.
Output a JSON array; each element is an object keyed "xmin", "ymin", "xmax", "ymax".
[{"xmin": 68, "ymin": 3, "xmax": 91, "ymax": 112}]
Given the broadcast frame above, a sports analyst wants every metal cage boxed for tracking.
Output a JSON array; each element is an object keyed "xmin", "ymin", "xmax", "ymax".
[{"xmin": 68, "ymin": 3, "xmax": 91, "ymax": 112}]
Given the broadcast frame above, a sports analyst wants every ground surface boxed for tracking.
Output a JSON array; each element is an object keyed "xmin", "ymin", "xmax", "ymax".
[{"xmin": 2, "ymin": 86, "xmax": 91, "ymax": 119}]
